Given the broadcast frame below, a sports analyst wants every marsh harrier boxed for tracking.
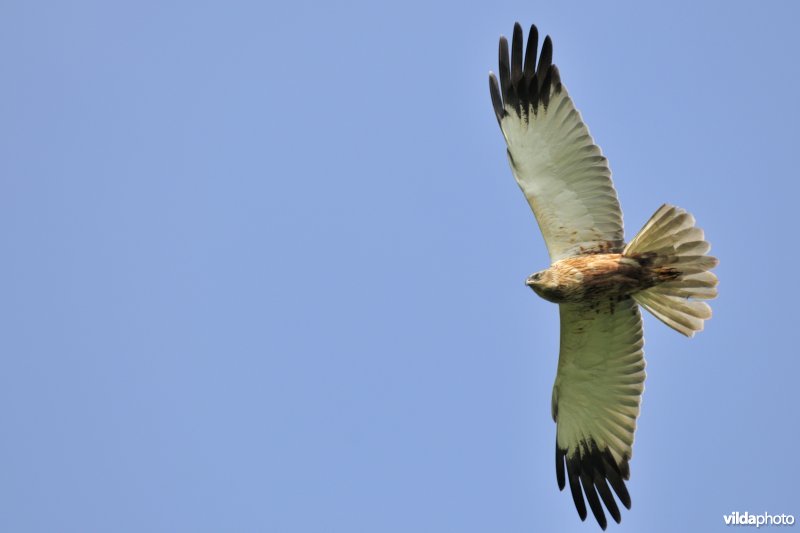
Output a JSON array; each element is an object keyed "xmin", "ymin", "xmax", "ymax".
[{"xmin": 488, "ymin": 23, "xmax": 718, "ymax": 529}]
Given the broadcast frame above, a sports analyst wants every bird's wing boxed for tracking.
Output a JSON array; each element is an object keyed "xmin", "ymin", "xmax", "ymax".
[
  {"xmin": 552, "ymin": 297, "xmax": 645, "ymax": 530},
  {"xmin": 489, "ymin": 24, "xmax": 624, "ymax": 263}
]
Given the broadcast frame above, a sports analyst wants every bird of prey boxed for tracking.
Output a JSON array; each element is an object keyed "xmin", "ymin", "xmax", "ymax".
[{"xmin": 488, "ymin": 23, "xmax": 718, "ymax": 529}]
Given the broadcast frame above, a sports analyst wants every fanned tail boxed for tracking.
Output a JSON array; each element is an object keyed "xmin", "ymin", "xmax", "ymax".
[{"xmin": 624, "ymin": 204, "xmax": 719, "ymax": 337}]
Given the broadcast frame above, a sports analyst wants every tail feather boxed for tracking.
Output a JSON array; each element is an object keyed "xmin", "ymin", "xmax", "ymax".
[
  {"xmin": 660, "ymin": 255, "xmax": 718, "ymax": 273},
  {"xmin": 656, "ymin": 272, "xmax": 718, "ymax": 299},
  {"xmin": 675, "ymin": 240, "xmax": 710, "ymax": 256},
  {"xmin": 634, "ymin": 292, "xmax": 709, "ymax": 336},
  {"xmin": 625, "ymin": 204, "xmax": 719, "ymax": 337},
  {"xmin": 646, "ymin": 227, "xmax": 705, "ymax": 254},
  {"xmin": 626, "ymin": 209, "xmax": 692, "ymax": 251}
]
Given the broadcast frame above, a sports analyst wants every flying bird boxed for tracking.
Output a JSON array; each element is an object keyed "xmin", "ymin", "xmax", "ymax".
[{"xmin": 488, "ymin": 23, "xmax": 718, "ymax": 529}]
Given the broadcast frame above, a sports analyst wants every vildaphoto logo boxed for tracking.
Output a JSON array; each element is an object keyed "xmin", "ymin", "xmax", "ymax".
[{"xmin": 723, "ymin": 511, "xmax": 795, "ymax": 527}]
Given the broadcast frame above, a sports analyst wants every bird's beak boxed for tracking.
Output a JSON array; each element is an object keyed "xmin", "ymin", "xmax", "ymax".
[{"xmin": 525, "ymin": 276, "xmax": 537, "ymax": 287}]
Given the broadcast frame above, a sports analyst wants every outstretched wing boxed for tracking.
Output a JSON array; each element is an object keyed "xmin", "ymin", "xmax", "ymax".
[
  {"xmin": 552, "ymin": 298, "xmax": 645, "ymax": 529},
  {"xmin": 489, "ymin": 23, "xmax": 624, "ymax": 263}
]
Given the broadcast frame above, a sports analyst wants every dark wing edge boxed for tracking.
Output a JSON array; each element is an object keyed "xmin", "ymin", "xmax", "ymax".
[
  {"xmin": 557, "ymin": 439, "xmax": 632, "ymax": 530},
  {"xmin": 489, "ymin": 22, "xmax": 562, "ymax": 126}
]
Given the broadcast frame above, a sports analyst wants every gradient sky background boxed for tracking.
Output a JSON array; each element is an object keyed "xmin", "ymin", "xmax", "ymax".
[{"xmin": 2, "ymin": 1, "xmax": 798, "ymax": 532}]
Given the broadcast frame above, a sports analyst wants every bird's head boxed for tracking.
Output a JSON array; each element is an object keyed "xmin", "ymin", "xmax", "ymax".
[
  {"xmin": 525, "ymin": 269, "xmax": 561, "ymax": 302},
  {"xmin": 526, "ymin": 269, "xmax": 550, "ymax": 290}
]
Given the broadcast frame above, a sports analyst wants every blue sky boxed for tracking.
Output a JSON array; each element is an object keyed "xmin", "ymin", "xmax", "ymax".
[{"xmin": 1, "ymin": 1, "xmax": 798, "ymax": 532}]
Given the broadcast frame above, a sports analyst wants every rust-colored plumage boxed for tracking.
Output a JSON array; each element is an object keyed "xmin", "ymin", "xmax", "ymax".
[
  {"xmin": 529, "ymin": 254, "xmax": 649, "ymax": 303},
  {"xmin": 526, "ymin": 253, "xmax": 682, "ymax": 304}
]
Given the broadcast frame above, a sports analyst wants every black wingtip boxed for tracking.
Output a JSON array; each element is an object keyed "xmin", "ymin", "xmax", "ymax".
[
  {"xmin": 511, "ymin": 23, "xmax": 524, "ymax": 85},
  {"xmin": 489, "ymin": 73, "xmax": 503, "ymax": 124},
  {"xmin": 589, "ymin": 454, "xmax": 622, "ymax": 524},
  {"xmin": 562, "ymin": 440, "xmax": 632, "ymax": 528},
  {"xmin": 581, "ymin": 470, "xmax": 608, "ymax": 530},
  {"xmin": 551, "ymin": 64, "xmax": 562, "ymax": 92},
  {"xmin": 556, "ymin": 445, "xmax": 566, "ymax": 490},
  {"xmin": 537, "ymin": 35, "xmax": 553, "ymax": 92},
  {"xmin": 489, "ymin": 23, "xmax": 560, "ymax": 123},
  {"xmin": 619, "ymin": 457, "xmax": 631, "ymax": 480},
  {"xmin": 523, "ymin": 24, "xmax": 539, "ymax": 79},
  {"xmin": 566, "ymin": 457, "xmax": 587, "ymax": 521},
  {"xmin": 603, "ymin": 448, "xmax": 631, "ymax": 509},
  {"xmin": 595, "ymin": 474, "xmax": 622, "ymax": 524},
  {"xmin": 498, "ymin": 36, "xmax": 510, "ymax": 92}
]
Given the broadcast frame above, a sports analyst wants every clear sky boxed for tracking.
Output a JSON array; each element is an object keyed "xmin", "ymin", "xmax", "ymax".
[{"xmin": 2, "ymin": 1, "xmax": 798, "ymax": 532}]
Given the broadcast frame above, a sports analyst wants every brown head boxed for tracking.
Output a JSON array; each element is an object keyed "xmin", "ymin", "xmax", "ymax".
[
  {"xmin": 525, "ymin": 269, "xmax": 562, "ymax": 302},
  {"xmin": 525, "ymin": 265, "xmax": 585, "ymax": 303}
]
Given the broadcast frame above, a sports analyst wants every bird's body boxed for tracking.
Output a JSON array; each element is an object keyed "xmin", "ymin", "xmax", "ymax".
[
  {"xmin": 527, "ymin": 253, "xmax": 668, "ymax": 304},
  {"xmin": 488, "ymin": 23, "xmax": 718, "ymax": 529}
]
